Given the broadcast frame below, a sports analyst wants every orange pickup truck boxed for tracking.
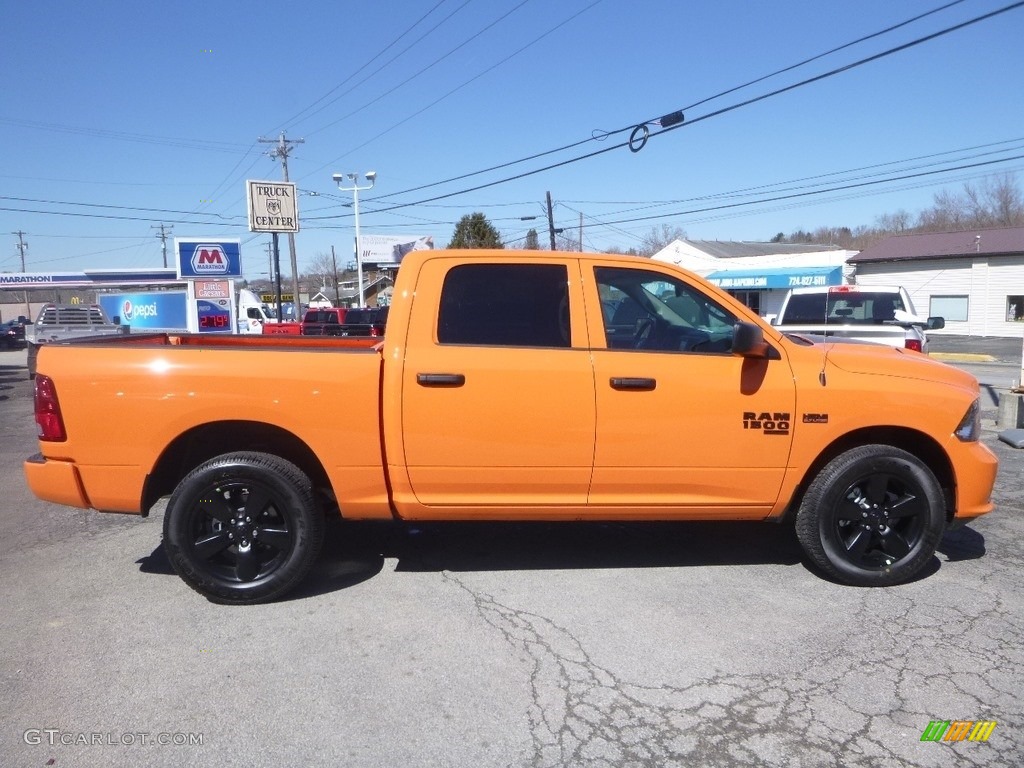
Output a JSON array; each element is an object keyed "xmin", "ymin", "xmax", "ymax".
[{"xmin": 24, "ymin": 250, "xmax": 997, "ymax": 603}]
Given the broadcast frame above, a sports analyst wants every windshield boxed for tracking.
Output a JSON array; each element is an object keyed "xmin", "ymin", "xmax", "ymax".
[{"xmin": 782, "ymin": 291, "xmax": 907, "ymax": 324}]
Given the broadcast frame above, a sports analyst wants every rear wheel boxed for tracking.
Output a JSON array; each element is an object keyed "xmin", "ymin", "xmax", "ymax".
[
  {"xmin": 795, "ymin": 445, "xmax": 945, "ymax": 586},
  {"xmin": 163, "ymin": 452, "xmax": 324, "ymax": 604}
]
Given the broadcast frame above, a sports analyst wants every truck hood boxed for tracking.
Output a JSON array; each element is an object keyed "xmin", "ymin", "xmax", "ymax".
[{"xmin": 810, "ymin": 341, "xmax": 979, "ymax": 392}]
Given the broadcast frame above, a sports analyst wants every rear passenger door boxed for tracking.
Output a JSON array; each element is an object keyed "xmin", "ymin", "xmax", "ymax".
[{"xmin": 400, "ymin": 257, "xmax": 596, "ymax": 510}]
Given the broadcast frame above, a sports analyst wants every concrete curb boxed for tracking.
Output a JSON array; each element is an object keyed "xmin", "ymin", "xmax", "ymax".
[{"xmin": 929, "ymin": 352, "xmax": 997, "ymax": 363}]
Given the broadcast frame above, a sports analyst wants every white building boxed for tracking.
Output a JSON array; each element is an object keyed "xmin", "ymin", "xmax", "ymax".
[
  {"xmin": 651, "ymin": 240, "xmax": 857, "ymax": 318},
  {"xmin": 849, "ymin": 227, "xmax": 1024, "ymax": 339}
]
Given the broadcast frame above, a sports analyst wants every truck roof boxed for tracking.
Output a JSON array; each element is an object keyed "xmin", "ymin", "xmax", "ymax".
[{"xmin": 785, "ymin": 285, "xmax": 903, "ymax": 295}]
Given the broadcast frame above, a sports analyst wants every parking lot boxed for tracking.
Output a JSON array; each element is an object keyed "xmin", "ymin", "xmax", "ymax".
[{"xmin": 1, "ymin": 343, "xmax": 1021, "ymax": 768}]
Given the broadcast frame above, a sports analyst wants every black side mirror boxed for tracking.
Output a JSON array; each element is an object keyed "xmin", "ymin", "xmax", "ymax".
[
  {"xmin": 926, "ymin": 316, "xmax": 945, "ymax": 330},
  {"xmin": 732, "ymin": 321, "xmax": 777, "ymax": 359}
]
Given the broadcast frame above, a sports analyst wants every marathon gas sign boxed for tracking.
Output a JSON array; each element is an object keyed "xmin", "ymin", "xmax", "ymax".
[{"xmin": 174, "ymin": 239, "xmax": 242, "ymax": 280}]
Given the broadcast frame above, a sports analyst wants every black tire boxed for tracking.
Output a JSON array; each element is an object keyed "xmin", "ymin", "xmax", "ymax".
[
  {"xmin": 163, "ymin": 452, "xmax": 324, "ymax": 604},
  {"xmin": 795, "ymin": 445, "xmax": 945, "ymax": 586}
]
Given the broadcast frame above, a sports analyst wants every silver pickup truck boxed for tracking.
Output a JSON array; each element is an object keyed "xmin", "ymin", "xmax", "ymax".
[
  {"xmin": 25, "ymin": 303, "xmax": 130, "ymax": 377},
  {"xmin": 771, "ymin": 285, "xmax": 945, "ymax": 353}
]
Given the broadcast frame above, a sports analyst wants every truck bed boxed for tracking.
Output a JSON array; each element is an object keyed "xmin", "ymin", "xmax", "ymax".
[{"xmin": 51, "ymin": 331, "xmax": 383, "ymax": 351}]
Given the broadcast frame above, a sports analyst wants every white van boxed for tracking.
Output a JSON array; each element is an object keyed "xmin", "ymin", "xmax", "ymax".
[{"xmin": 237, "ymin": 289, "xmax": 277, "ymax": 334}]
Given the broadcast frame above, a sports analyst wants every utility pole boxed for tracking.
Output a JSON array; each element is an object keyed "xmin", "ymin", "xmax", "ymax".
[
  {"xmin": 258, "ymin": 132, "xmax": 304, "ymax": 318},
  {"xmin": 13, "ymin": 230, "xmax": 31, "ymax": 318},
  {"xmin": 151, "ymin": 223, "xmax": 173, "ymax": 268},
  {"xmin": 265, "ymin": 240, "xmax": 275, "ymax": 283},
  {"xmin": 330, "ymin": 245, "xmax": 340, "ymax": 305},
  {"xmin": 546, "ymin": 191, "xmax": 557, "ymax": 251}
]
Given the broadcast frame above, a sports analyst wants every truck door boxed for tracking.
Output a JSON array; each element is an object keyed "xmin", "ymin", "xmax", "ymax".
[
  {"xmin": 399, "ymin": 258, "xmax": 596, "ymax": 510},
  {"xmin": 586, "ymin": 263, "xmax": 796, "ymax": 517}
]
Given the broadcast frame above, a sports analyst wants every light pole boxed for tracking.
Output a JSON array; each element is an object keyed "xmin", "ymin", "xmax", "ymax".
[{"xmin": 332, "ymin": 171, "xmax": 376, "ymax": 308}]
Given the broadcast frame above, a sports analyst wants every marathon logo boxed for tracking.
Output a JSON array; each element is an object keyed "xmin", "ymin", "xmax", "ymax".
[
  {"xmin": 0, "ymin": 275, "xmax": 54, "ymax": 285},
  {"xmin": 190, "ymin": 245, "xmax": 230, "ymax": 274},
  {"xmin": 743, "ymin": 411, "xmax": 791, "ymax": 435}
]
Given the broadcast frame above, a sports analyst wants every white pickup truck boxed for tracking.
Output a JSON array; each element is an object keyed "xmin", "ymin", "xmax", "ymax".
[
  {"xmin": 25, "ymin": 303, "xmax": 130, "ymax": 377},
  {"xmin": 771, "ymin": 285, "xmax": 944, "ymax": 353}
]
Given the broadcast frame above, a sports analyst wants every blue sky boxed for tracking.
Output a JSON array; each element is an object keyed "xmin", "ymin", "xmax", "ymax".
[{"xmin": 2, "ymin": 0, "xmax": 1022, "ymax": 277}]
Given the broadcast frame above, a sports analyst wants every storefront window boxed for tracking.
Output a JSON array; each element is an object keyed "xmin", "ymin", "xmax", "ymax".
[
  {"xmin": 930, "ymin": 296, "xmax": 969, "ymax": 323},
  {"xmin": 1007, "ymin": 295, "xmax": 1024, "ymax": 322},
  {"xmin": 729, "ymin": 290, "xmax": 761, "ymax": 314}
]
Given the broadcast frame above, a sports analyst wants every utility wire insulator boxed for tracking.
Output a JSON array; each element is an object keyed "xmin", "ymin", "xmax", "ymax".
[{"xmin": 658, "ymin": 110, "xmax": 685, "ymax": 128}]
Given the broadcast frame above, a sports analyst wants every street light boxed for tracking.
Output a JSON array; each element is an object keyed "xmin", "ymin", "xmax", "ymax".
[{"xmin": 332, "ymin": 171, "xmax": 377, "ymax": 308}]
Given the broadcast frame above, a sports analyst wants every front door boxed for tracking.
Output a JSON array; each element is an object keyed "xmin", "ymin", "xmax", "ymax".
[{"xmin": 586, "ymin": 263, "xmax": 796, "ymax": 517}]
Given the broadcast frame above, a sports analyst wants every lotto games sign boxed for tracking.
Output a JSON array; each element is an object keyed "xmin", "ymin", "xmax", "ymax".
[{"xmin": 175, "ymin": 239, "xmax": 242, "ymax": 279}]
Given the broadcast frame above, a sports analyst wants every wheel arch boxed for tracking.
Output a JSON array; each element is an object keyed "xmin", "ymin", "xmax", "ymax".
[
  {"xmin": 141, "ymin": 420, "xmax": 333, "ymax": 515},
  {"xmin": 779, "ymin": 426, "xmax": 955, "ymax": 524}
]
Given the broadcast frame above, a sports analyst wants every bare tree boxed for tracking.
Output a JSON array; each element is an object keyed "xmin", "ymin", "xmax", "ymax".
[
  {"xmin": 917, "ymin": 173, "xmax": 1023, "ymax": 231},
  {"xmin": 981, "ymin": 173, "xmax": 1023, "ymax": 226},
  {"xmin": 875, "ymin": 210, "xmax": 912, "ymax": 233},
  {"xmin": 555, "ymin": 230, "xmax": 581, "ymax": 252},
  {"xmin": 302, "ymin": 251, "xmax": 339, "ymax": 292},
  {"xmin": 638, "ymin": 224, "xmax": 686, "ymax": 257}
]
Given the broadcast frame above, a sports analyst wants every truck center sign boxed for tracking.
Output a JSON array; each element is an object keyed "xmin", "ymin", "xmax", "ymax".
[{"xmin": 247, "ymin": 180, "xmax": 299, "ymax": 233}]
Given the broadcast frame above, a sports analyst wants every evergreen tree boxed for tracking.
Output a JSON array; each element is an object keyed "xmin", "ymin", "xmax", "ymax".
[{"xmin": 448, "ymin": 213, "xmax": 504, "ymax": 249}]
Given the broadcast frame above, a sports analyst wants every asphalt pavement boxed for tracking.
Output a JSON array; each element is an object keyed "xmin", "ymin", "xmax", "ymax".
[{"xmin": 0, "ymin": 343, "xmax": 1022, "ymax": 768}]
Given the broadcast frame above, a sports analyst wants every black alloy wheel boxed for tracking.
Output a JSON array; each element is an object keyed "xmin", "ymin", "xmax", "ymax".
[
  {"xmin": 163, "ymin": 452, "xmax": 324, "ymax": 604},
  {"xmin": 796, "ymin": 445, "xmax": 946, "ymax": 586}
]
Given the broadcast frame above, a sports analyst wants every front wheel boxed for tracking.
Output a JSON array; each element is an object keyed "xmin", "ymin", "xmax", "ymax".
[
  {"xmin": 163, "ymin": 452, "xmax": 324, "ymax": 604},
  {"xmin": 795, "ymin": 445, "xmax": 946, "ymax": 586}
]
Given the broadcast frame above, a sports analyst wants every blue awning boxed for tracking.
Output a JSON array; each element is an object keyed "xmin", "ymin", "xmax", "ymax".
[{"xmin": 705, "ymin": 266, "xmax": 842, "ymax": 290}]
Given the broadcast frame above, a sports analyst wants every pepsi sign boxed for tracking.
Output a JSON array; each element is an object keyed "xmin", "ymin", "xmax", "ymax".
[
  {"xmin": 98, "ymin": 291, "xmax": 188, "ymax": 330},
  {"xmin": 175, "ymin": 238, "xmax": 242, "ymax": 279}
]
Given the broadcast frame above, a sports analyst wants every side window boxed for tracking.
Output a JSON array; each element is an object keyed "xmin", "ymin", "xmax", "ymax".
[
  {"xmin": 595, "ymin": 266, "xmax": 737, "ymax": 353},
  {"xmin": 438, "ymin": 263, "xmax": 571, "ymax": 348}
]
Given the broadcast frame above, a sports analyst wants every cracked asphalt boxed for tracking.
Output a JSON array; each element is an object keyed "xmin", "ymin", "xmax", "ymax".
[{"xmin": 1, "ymin": 346, "xmax": 1021, "ymax": 768}]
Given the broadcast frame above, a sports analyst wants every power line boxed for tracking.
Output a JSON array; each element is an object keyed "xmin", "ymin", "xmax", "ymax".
[
  {"xmin": 354, "ymin": 0, "xmax": 1024, "ymax": 216},
  {"xmin": 366, "ymin": 0, "xmax": 973, "ymax": 202},
  {"xmin": 300, "ymin": 0, "xmax": 606, "ymax": 181},
  {"xmin": 271, "ymin": 0, "xmax": 460, "ymax": 133},
  {"xmin": 0, "ymin": 118, "xmax": 252, "ymax": 153},
  {"xmin": 590, "ymin": 154, "xmax": 1024, "ymax": 229},
  {"xmin": 301, "ymin": 0, "xmax": 534, "ymax": 139}
]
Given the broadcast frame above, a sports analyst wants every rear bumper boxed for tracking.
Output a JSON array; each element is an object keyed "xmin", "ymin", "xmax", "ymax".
[
  {"xmin": 24, "ymin": 454, "xmax": 144, "ymax": 513},
  {"xmin": 23, "ymin": 453, "xmax": 91, "ymax": 509}
]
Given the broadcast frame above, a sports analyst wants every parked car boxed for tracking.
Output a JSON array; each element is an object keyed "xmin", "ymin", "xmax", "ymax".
[
  {"xmin": 25, "ymin": 304, "xmax": 129, "ymax": 376},
  {"xmin": 300, "ymin": 307, "xmax": 348, "ymax": 335},
  {"xmin": 1, "ymin": 319, "xmax": 27, "ymax": 349},
  {"xmin": 771, "ymin": 285, "xmax": 944, "ymax": 353},
  {"xmin": 333, "ymin": 306, "xmax": 388, "ymax": 337}
]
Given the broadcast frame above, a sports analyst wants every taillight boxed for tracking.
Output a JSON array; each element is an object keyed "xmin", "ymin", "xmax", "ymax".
[
  {"xmin": 904, "ymin": 338, "xmax": 923, "ymax": 353},
  {"xmin": 34, "ymin": 375, "xmax": 67, "ymax": 442}
]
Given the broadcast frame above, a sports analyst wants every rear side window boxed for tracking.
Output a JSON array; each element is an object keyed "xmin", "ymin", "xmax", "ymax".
[
  {"xmin": 781, "ymin": 294, "xmax": 826, "ymax": 324},
  {"xmin": 438, "ymin": 263, "xmax": 570, "ymax": 347}
]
